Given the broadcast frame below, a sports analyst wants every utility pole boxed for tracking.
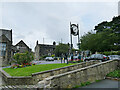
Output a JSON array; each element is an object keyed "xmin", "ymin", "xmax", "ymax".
[
  {"xmin": 61, "ymin": 38, "xmax": 62, "ymax": 43},
  {"xmin": 43, "ymin": 37, "xmax": 44, "ymax": 44}
]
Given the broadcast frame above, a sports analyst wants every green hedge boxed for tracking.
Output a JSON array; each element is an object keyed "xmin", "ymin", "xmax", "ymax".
[{"xmin": 100, "ymin": 51, "xmax": 120, "ymax": 56}]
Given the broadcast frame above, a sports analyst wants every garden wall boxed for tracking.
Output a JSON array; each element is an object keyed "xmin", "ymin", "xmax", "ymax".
[
  {"xmin": 1, "ymin": 61, "xmax": 99, "ymax": 85},
  {"xmin": 37, "ymin": 60, "xmax": 119, "ymax": 88}
]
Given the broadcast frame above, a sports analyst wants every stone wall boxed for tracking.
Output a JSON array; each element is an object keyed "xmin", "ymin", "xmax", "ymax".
[
  {"xmin": 37, "ymin": 60, "xmax": 119, "ymax": 88},
  {"xmin": 1, "ymin": 70, "xmax": 33, "ymax": 85},
  {"xmin": 32, "ymin": 61, "xmax": 99, "ymax": 84},
  {"xmin": 1, "ymin": 61, "xmax": 99, "ymax": 85}
]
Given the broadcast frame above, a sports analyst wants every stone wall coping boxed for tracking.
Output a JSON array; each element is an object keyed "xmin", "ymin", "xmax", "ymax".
[
  {"xmin": 44, "ymin": 60, "xmax": 118, "ymax": 80},
  {"xmin": 1, "ymin": 70, "xmax": 11, "ymax": 78},
  {"xmin": 1, "ymin": 70, "xmax": 32, "ymax": 79},
  {"xmin": 8, "ymin": 76, "xmax": 32, "ymax": 79},
  {"xmin": 31, "ymin": 61, "xmax": 96, "ymax": 76}
]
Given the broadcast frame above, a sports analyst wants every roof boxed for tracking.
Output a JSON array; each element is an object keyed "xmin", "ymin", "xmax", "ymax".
[
  {"xmin": 0, "ymin": 34, "xmax": 11, "ymax": 42},
  {"xmin": 38, "ymin": 44, "xmax": 54, "ymax": 46},
  {"xmin": 36, "ymin": 44, "xmax": 55, "ymax": 49},
  {"xmin": 0, "ymin": 29, "xmax": 12, "ymax": 41},
  {"xmin": 15, "ymin": 40, "xmax": 30, "ymax": 49}
]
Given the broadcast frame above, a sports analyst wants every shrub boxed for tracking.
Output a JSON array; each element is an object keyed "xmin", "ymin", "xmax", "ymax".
[
  {"xmin": 51, "ymin": 54, "xmax": 55, "ymax": 57},
  {"xmin": 13, "ymin": 51, "xmax": 34, "ymax": 65},
  {"xmin": 100, "ymin": 51, "xmax": 120, "ymax": 56}
]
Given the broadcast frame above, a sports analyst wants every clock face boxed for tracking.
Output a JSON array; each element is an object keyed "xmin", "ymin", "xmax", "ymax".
[
  {"xmin": 71, "ymin": 24, "xmax": 78, "ymax": 36},
  {"xmin": 73, "ymin": 26, "xmax": 77, "ymax": 33}
]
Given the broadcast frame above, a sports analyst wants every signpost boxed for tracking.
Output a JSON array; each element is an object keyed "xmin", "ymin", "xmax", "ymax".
[{"xmin": 70, "ymin": 22, "xmax": 80, "ymax": 62}]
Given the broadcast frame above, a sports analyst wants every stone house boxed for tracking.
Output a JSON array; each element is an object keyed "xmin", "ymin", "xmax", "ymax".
[
  {"xmin": 34, "ymin": 41, "xmax": 56, "ymax": 60},
  {"xmin": 14, "ymin": 40, "xmax": 32, "ymax": 53},
  {"xmin": 0, "ymin": 29, "xmax": 12, "ymax": 66}
]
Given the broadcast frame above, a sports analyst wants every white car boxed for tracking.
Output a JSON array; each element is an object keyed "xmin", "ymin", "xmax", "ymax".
[{"xmin": 45, "ymin": 57, "xmax": 54, "ymax": 61}]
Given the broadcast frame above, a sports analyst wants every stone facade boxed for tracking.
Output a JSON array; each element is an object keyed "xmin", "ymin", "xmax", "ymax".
[
  {"xmin": 0, "ymin": 29, "xmax": 12, "ymax": 66},
  {"xmin": 34, "ymin": 41, "xmax": 56, "ymax": 60},
  {"xmin": 14, "ymin": 40, "xmax": 32, "ymax": 53}
]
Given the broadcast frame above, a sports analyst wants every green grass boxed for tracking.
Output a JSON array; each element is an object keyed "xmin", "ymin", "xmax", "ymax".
[
  {"xmin": 73, "ymin": 82, "xmax": 91, "ymax": 88},
  {"xmin": 107, "ymin": 69, "xmax": 120, "ymax": 78},
  {"xmin": 3, "ymin": 63, "xmax": 77, "ymax": 76},
  {"xmin": 95, "ymin": 80, "xmax": 101, "ymax": 82}
]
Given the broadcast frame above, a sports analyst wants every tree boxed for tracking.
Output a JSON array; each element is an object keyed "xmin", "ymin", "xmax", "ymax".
[
  {"xmin": 54, "ymin": 43, "xmax": 69, "ymax": 57},
  {"xmin": 80, "ymin": 16, "xmax": 120, "ymax": 52},
  {"xmin": 13, "ymin": 51, "xmax": 34, "ymax": 64}
]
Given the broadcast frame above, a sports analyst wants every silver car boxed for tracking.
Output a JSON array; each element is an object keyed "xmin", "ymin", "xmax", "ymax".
[
  {"xmin": 108, "ymin": 55, "xmax": 120, "ymax": 60},
  {"xmin": 84, "ymin": 54, "xmax": 109, "ymax": 62},
  {"xmin": 45, "ymin": 57, "xmax": 54, "ymax": 61}
]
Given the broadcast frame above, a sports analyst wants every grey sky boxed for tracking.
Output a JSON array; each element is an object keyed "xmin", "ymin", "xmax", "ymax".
[{"xmin": 0, "ymin": 1, "xmax": 119, "ymax": 51}]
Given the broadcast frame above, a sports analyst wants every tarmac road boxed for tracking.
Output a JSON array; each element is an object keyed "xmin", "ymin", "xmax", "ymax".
[{"xmin": 80, "ymin": 79, "xmax": 120, "ymax": 89}]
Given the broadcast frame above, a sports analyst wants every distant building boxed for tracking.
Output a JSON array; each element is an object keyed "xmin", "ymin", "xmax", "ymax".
[
  {"xmin": 0, "ymin": 29, "xmax": 12, "ymax": 66},
  {"xmin": 34, "ymin": 41, "xmax": 56, "ymax": 60},
  {"xmin": 14, "ymin": 40, "xmax": 32, "ymax": 53},
  {"xmin": 118, "ymin": 1, "xmax": 120, "ymax": 15}
]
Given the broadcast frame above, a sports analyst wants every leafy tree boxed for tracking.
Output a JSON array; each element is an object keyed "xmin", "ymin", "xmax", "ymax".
[
  {"xmin": 80, "ymin": 16, "xmax": 120, "ymax": 52},
  {"xmin": 54, "ymin": 43, "xmax": 69, "ymax": 57},
  {"xmin": 13, "ymin": 51, "xmax": 34, "ymax": 64}
]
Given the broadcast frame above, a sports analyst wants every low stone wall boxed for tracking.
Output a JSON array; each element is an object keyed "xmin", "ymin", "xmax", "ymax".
[
  {"xmin": 1, "ymin": 61, "xmax": 99, "ymax": 85},
  {"xmin": 32, "ymin": 61, "xmax": 99, "ymax": 84},
  {"xmin": 1, "ymin": 70, "xmax": 33, "ymax": 85},
  {"xmin": 37, "ymin": 60, "xmax": 119, "ymax": 88}
]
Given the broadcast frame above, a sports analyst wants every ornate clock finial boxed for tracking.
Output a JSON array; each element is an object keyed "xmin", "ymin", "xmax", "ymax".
[{"xmin": 36, "ymin": 40, "xmax": 38, "ymax": 45}]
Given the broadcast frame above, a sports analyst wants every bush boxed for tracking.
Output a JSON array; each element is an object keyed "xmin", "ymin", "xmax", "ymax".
[
  {"xmin": 51, "ymin": 54, "xmax": 55, "ymax": 57},
  {"xmin": 13, "ymin": 51, "xmax": 34, "ymax": 65},
  {"xmin": 107, "ymin": 70, "xmax": 120, "ymax": 78},
  {"xmin": 100, "ymin": 51, "xmax": 120, "ymax": 56}
]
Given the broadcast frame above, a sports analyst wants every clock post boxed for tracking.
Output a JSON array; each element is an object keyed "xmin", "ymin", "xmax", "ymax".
[
  {"xmin": 77, "ymin": 24, "xmax": 81, "ymax": 61},
  {"xmin": 69, "ymin": 22, "xmax": 81, "ymax": 63},
  {"xmin": 70, "ymin": 22, "xmax": 73, "ymax": 62}
]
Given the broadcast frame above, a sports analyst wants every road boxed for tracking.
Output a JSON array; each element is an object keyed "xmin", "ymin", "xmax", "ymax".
[{"xmin": 79, "ymin": 79, "xmax": 119, "ymax": 89}]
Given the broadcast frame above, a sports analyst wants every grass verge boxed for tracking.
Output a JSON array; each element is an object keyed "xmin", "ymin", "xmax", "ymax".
[
  {"xmin": 106, "ymin": 69, "xmax": 120, "ymax": 78},
  {"xmin": 73, "ymin": 82, "xmax": 91, "ymax": 88},
  {"xmin": 3, "ymin": 63, "xmax": 77, "ymax": 76}
]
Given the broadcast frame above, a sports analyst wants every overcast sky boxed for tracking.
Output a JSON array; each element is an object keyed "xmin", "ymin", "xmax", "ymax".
[{"xmin": 0, "ymin": 0, "xmax": 119, "ymax": 51}]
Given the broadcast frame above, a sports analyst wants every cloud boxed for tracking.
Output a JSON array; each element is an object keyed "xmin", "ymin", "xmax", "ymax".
[{"xmin": 1, "ymin": 2, "xmax": 118, "ymax": 51}]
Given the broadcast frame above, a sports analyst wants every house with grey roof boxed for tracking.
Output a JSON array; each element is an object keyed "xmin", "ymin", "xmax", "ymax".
[
  {"xmin": 34, "ymin": 41, "xmax": 56, "ymax": 60},
  {"xmin": 0, "ymin": 29, "xmax": 12, "ymax": 66},
  {"xmin": 14, "ymin": 40, "xmax": 32, "ymax": 53}
]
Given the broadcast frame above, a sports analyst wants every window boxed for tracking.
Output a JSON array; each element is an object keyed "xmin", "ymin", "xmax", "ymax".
[{"xmin": 0, "ymin": 43, "xmax": 6, "ymax": 56}]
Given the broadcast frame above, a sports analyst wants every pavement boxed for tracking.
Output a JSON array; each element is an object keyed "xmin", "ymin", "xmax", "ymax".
[
  {"xmin": 32, "ymin": 60, "xmax": 67, "ymax": 65},
  {"xmin": 79, "ymin": 79, "xmax": 120, "ymax": 89}
]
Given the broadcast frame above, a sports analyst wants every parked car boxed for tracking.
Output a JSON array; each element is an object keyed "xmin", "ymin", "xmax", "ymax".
[
  {"xmin": 68, "ymin": 56, "xmax": 80, "ymax": 61},
  {"xmin": 84, "ymin": 54, "xmax": 109, "ymax": 62},
  {"xmin": 45, "ymin": 57, "xmax": 54, "ymax": 61},
  {"xmin": 108, "ymin": 55, "xmax": 120, "ymax": 60}
]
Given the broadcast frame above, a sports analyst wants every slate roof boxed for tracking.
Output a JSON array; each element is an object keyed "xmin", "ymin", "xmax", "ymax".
[{"xmin": 0, "ymin": 29, "xmax": 12, "ymax": 42}]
